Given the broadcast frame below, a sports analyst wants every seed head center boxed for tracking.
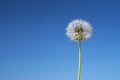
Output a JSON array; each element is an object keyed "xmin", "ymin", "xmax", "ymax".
[{"xmin": 74, "ymin": 27, "xmax": 85, "ymax": 40}]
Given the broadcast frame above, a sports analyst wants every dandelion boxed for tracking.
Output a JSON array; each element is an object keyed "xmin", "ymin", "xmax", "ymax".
[{"xmin": 66, "ymin": 19, "xmax": 92, "ymax": 80}]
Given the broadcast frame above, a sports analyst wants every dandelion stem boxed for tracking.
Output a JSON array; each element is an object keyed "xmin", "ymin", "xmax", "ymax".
[{"xmin": 77, "ymin": 40, "xmax": 82, "ymax": 80}]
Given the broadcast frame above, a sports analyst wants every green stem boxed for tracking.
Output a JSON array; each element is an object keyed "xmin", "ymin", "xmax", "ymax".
[{"xmin": 77, "ymin": 40, "xmax": 82, "ymax": 80}]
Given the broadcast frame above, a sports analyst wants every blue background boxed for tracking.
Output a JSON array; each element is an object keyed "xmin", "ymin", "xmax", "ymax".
[{"xmin": 0, "ymin": 0, "xmax": 120, "ymax": 80}]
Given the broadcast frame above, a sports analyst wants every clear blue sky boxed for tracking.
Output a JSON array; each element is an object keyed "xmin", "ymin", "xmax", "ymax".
[{"xmin": 0, "ymin": 0, "xmax": 120, "ymax": 80}]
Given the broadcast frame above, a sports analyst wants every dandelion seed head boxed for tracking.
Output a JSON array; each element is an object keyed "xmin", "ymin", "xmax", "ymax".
[{"xmin": 66, "ymin": 19, "xmax": 92, "ymax": 41}]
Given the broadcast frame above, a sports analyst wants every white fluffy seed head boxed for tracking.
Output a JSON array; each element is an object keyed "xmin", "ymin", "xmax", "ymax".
[{"xmin": 66, "ymin": 19, "xmax": 92, "ymax": 41}]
